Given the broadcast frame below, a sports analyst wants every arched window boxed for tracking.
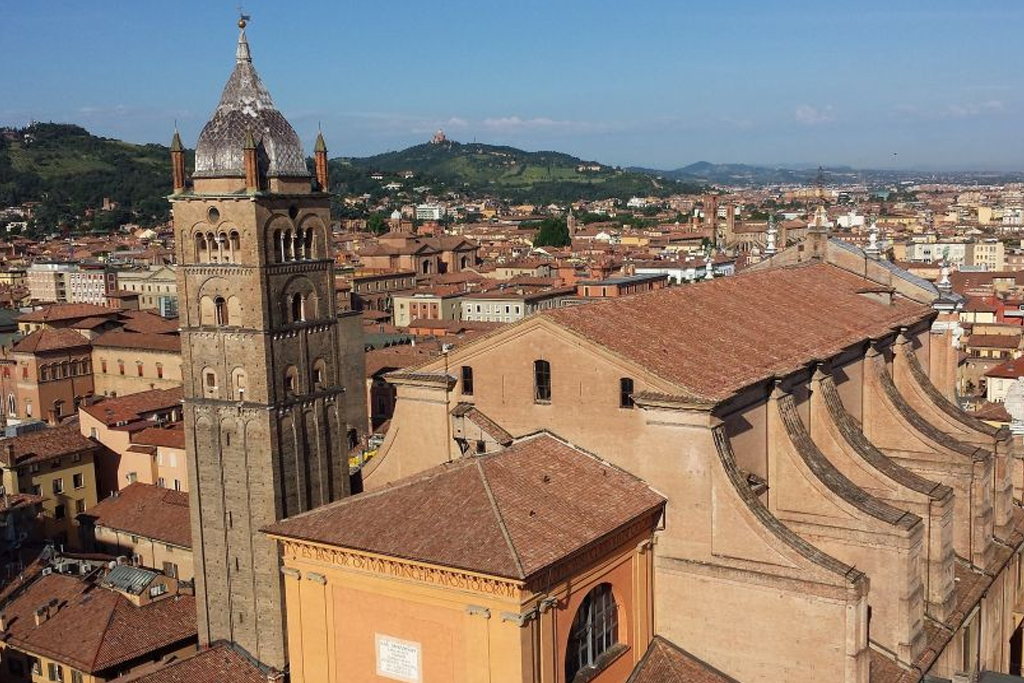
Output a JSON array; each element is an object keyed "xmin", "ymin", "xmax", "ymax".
[
  {"xmin": 195, "ymin": 233, "xmax": 208, "ymax": 263},
  {"xmin": 290, "ymin": 293, "xmax": 305, "ymax": 323},
  {"xmin": 231, "ymin": 368, "xmax": 247, "ymax": 401},
  {"xmin": 285, "ymin": 229, "xmax": 295, "ymax": 261},
  {"xmin": 285, "ymin": 366, "xmax": 299, "ymax": 396},
  {"xmin": 461, "ymin": 366, "xmax": 474, "ymax": 396},
  {"xmin": 40, "ymin": 365, "xmax": 50, "ymax": 382},
  {"xmin": 203, "ymin": 368, "xmax": 218, "ymax": 398},
  {"xmin": 312, "ymin": 358, "xmax": 327, "ymax": 390},
  {"xmin": 229, "ymin": 230, "xmax": 240, "ymax": 261},
  {"xmin": 534, "ymin": 360, "xmax": 551, "ymax": 403},
  {"xmin": 619, "ymin": 377, "xmax": 635, "ymax": 409},
  {"xmin": 207, "ymin": 232, "xmax": 217, "ymax": 262},
  {"xmin": 566, "ymin": 584, "xmax": 619, "ymax": 681},
  {"xmin": 304, "ymin": 227, "xmax": 314, "ymax": 259},
  {"xmin": 6, "ymin": 394, "xmax": 15, "ymax": 417},
  {"xmin": 460, "ymin": 255, "xmax": 470, "ymax": 269},
  {"xmin": 274, "ymin": 229, "xmax": 284, "ymax": 262},
  {"xmin": 422, "ymin": 260, "xmax": 432, "ymax": 274},
  {"xmin": 60, "ymin": 361, "xmax": 69, "ymax": 379},
  {"xmin": 214, "ymin": 296, "xmax": 228, "ymax": 326},
  {"xmin": 52, "ymin": 399, "xmax": 64, "ymax": 419}
]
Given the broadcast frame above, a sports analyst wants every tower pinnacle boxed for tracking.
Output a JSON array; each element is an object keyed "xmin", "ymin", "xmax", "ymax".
[{"xmin": 236, "ymin": 15, "xmax": 252, "ymax": 63}]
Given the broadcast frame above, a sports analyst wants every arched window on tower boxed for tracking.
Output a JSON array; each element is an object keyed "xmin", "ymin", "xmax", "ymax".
[
  {"xmin": 207, "ymin": 232, "xmax": 217, "ymax": 262},
  {"xmin": 217, "ymin": 232, "xmax": 228, "ymax": 262},
  {"xmin": 203, "ymin": 368, "xmax": 218, "ymax": 399},
  {"xmin": 303, "ymin": 228, "xmax": 314, "ymax": 259},
  {"xmin": 285, "ymin": 229, "xmax": 295, "ymax": 261},
  {"xmin": 566, "ymin": 584, "xmax": 619, "ymax": 681},
  {"xmin": 231, "ymin": 368, "xmax": 247, "ymax": 401},
  {"xmin": 284, "ymin": 366, "xmax": 299, "ymax": 397},
  {"xmin": 273, "ymin": 229, "xmax": 284, "ymax": 262},
  {"xmin": 229, "ymin": 230, "xmax": 240, "ymax": 262},
  {"xmin": 214, "ymin": 296, "xmax": 229, "ymax": 326},
  {"xmin": 195, "ymin": 233, "xmax": 208, "ymax": 263},
  {"xmin": 312, "ymin": 358, "xmax": 327, "ymax": 390},
  {"xmin": 290, "ymin": 293, "xmax": 305, "ymax": 323}
]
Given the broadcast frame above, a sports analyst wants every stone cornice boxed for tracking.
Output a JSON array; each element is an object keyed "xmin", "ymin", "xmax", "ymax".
[{"xmin": 276, "ymin": 540, "xmax": 523, "ymax": 599}]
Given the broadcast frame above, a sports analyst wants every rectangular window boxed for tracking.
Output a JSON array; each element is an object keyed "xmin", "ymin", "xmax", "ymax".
[
  {"xmin": 75, "ymin": 499, "xmax": 85, "ymax": 514},
  {"xmin": 534, "ymin": 360, "xmax": 551, "ymax": 403},
  {"xmin": 163, "ymin": 561, "xmax": 179, "ymax": 578},
  {"xmin": 54, "ymin": 504, "xmax": 66, "ymax": 520},
  {"xmin": 52, "ymin": 478, "xmax": 64, "ymax": 494},
  {"xmin": 118, "ymin": 361, "xmax": 125, "ymax": 376},
  {"xmin": 72, "ymin": 473, "xmax": 84, "ymax": 489},
  {"xmin": 127, "ymin": 472, "xmax": 137, "ymax": 484},
  {"xmin": 21, "ymin": 367, "xmax": 27, "ymax": 379},
  {"xmin": 100, "ymin": 359, "xmax": 107, "ymax": 374},
  {"xmin": 174, "ymin": 479, "xmax": 182, "ymax": 491},
  {"xmin": 620, "ymin": 377, "xmax": 635, "ymax": 409},
  {"xmin": 157, "ymin": 477, "xmax": 165, "ymax": 488},
  {"xmin": 137, "ymin": 363, "xmax": 144, "ymax": 377},
  {"xmin": 461, "ymin": 366, "xmax": 474, "ymax": 396},
  {"xmin": 156, "ymin": 364, "xmax": 164, "ymax": 379},
  {"xmin": 48, "ymin": 662, "xmax": 63, "ymax": 681}
]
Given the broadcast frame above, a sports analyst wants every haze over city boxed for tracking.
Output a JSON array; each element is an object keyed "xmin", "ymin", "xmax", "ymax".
[{"xmin": 2, "ymin": 0, "xmax": 1023, "ymax": 170}]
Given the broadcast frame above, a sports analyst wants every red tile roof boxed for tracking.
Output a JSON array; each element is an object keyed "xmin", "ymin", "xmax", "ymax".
[
  {"xmin": 985, "ymin": 356, "xmax": 1024, "ymax": 379},
  {"xmin": 0, "ymin": 422, "xmax": 97, "ymax": 467},
  {"xmin": 17, "ymin": 303, "xmax": 117, "ymax": 324},
  {"xmin": 0, "ymin": 573, "xmax": 196, "ymax": 674},
  {"xmin": 84, "ymin": 483, "xmax": 191, "ymax": 548},
  {"xmin": 627, "ymin": 636, "xmax": 739, "ymax": 683},
  {"xmin": 965, "ymin": 333, "xmax": 1020, "ymax": 350},
  {"xmin": 123, "ymin": 643, "xmax": 269, "ymax": 683},
  {"xmin": 11, "ymin": 327, "xmax": 90, "ymax": 353},
  {"xmin": 266, "ymin": 433, "xmax": 665, "ymax": 581},
  {"xmin": 82, "ymin": 388, "xmax": 182, "ymax": 427},
  {"xmin": 544, "ymin": 262, "xmax": 932, "ymax": 402},
  {"xmin": 118, "ymin": 311, "xmax": 179, "ymax": 335},
  {"xmin": 92, "ymin": 330, "xmax": 181, "ymax": 353},
  {"xmin": 131, "ymin": 424, "xmax": 185, "ymax": 450}
]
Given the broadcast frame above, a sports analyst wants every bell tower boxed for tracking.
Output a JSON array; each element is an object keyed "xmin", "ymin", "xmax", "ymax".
[{"xmin": 171, "ymin": 18, "xmax": 365, "ymax": 669}]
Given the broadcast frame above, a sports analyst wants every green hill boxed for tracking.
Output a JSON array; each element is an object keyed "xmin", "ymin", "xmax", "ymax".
[
  {"xmin": 330, "ymin": 141, "xmax": 702, "ymax": 204},
  {"xmin": 0, "ymin": 123, "xmax": 179, "ymax": 232}
]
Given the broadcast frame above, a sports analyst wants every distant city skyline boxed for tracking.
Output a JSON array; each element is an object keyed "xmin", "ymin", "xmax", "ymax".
[{"xmin": 3, "ymin": 1, "xmax": 1023, "ymax": 171}]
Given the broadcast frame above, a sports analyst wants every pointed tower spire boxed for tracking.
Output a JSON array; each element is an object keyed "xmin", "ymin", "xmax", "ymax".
[
  {"xmin": 236, "ymin": 14, "xmax": 252, "ymax": 63},
  {"xmin": 170, "ymin": 127, "xmax": 186, "ymax": 194},
  {"xmin": 314, "ymin": 129, "xmax": 329, "ymax": 192},
  {"xmin": 243, "ymin": 128, "xmax": 259, "ymax": 192}
]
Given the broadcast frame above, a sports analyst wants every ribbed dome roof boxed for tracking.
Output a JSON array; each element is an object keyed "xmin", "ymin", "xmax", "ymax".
[{"xmin": 193, "ymin": 28, "xmax": 308, "ymax": 179}]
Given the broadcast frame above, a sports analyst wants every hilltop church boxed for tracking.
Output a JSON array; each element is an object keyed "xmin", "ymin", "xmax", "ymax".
[{"xmin": 171, "ymin": 20, "xmax": 1024, "ymax": 683}]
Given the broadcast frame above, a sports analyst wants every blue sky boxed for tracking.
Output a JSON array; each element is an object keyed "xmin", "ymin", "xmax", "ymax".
[{"xmin": 2, "ymin": 1, "xmax": 1023, "ymax": 170}]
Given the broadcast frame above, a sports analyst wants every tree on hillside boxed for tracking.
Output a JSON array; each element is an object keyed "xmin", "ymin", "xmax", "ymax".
[
  {"xmin": 367, "ymin": 213, "xmax": 388, "ymax": 234},
  {"xmin": 532, "ymin": 217, "xmax": 570, "ymax": 248}
]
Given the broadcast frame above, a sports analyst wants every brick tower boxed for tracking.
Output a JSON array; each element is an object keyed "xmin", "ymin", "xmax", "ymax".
[{"xmin": 170, "ymin": 18, "xmax": 365, "ymax": 669}]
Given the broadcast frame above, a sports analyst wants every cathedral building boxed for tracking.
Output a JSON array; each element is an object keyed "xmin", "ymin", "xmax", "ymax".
[
  {"xmin": 170, "ymin": 19, "xmax": 365, "ymax": 670},
  {"xmin": 351, "ymin": 235, "xmax": 1024, "ymax": 682}
]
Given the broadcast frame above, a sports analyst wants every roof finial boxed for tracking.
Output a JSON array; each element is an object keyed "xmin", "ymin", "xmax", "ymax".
[{"xmin": 236, "ymin": 10, "xmax": 252, "ymax": 63}]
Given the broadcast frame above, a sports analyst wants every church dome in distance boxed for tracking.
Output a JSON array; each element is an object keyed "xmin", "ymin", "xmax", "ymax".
[{"xmin": 193, "ymin": 24, "xmax": 308, "ymax": 179}]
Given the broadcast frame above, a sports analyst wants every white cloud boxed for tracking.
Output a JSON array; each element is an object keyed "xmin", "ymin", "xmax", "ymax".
[{"xmin": 795, "ymin": 104, "xmax": 835, "ymax": 125}]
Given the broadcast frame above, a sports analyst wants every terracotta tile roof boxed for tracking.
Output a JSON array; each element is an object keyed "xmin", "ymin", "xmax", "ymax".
[
  {"xmin": 0, "ymin": 573, "xmax": 196, "ymax": 674},
  {"xmin": 82, "ymin": 388, "xmax": 183, "ymax": 427},
  {"xmin": 364, "ymin": 344, "xmax": 440, "ymax": 378},
  {"xmin": 123, "ymin": 642, "xmax": 269, "ymax": 683},
  {"xmin": 627, "ymin": 636, "xmax": 739, "ymax": 683},
  {"xmin": 970, "ymin": 401, "xmax": 1011, "ymax": 423},
  {"xmin": 544, "ymin": 262, "xmax": 932, "ymax": 402},
  {"xmin": 16, "ymin": 303, "xmax": 116, "ymax": 324},
  {"xmin": 0, "ymin": 422, "xmax": 97, "ymax": 467},
  {"xmin": 11, "ymin": 327, "xmax": 90, "ymax": 353},
  {"xmin": 266, "ymin": 433, "xmax": 665, "ymax": 580},
  {"xmin": 131, "ymin": 424, "xmax": 185, "ymax": 450},
  {"xmin": 965, "ymin": 333, "xmax": 1020, "ymax": 350},
  {"xmin": 92, "ymin": 330, "xmax": 181, "ymax": 353},
  {"xmin": 118, "ymin": 311, "xmax": 180, "ymax": 335},
  {"xmin": 984, "ymin": 355, "xmax": 1024, "ymax": 379},
  {"xmin": 84, "ymin": 483, "xmax": 191, "ymax": 548}
]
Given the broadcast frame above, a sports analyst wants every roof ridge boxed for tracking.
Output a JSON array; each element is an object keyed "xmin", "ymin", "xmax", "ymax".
[
  {"xmin": 475, "ymin": 458, "xmax": 524, "ymax": 579},
  {"xmin": 89, "ymin": 589, "xmax": 123, "ymax": 671}
]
